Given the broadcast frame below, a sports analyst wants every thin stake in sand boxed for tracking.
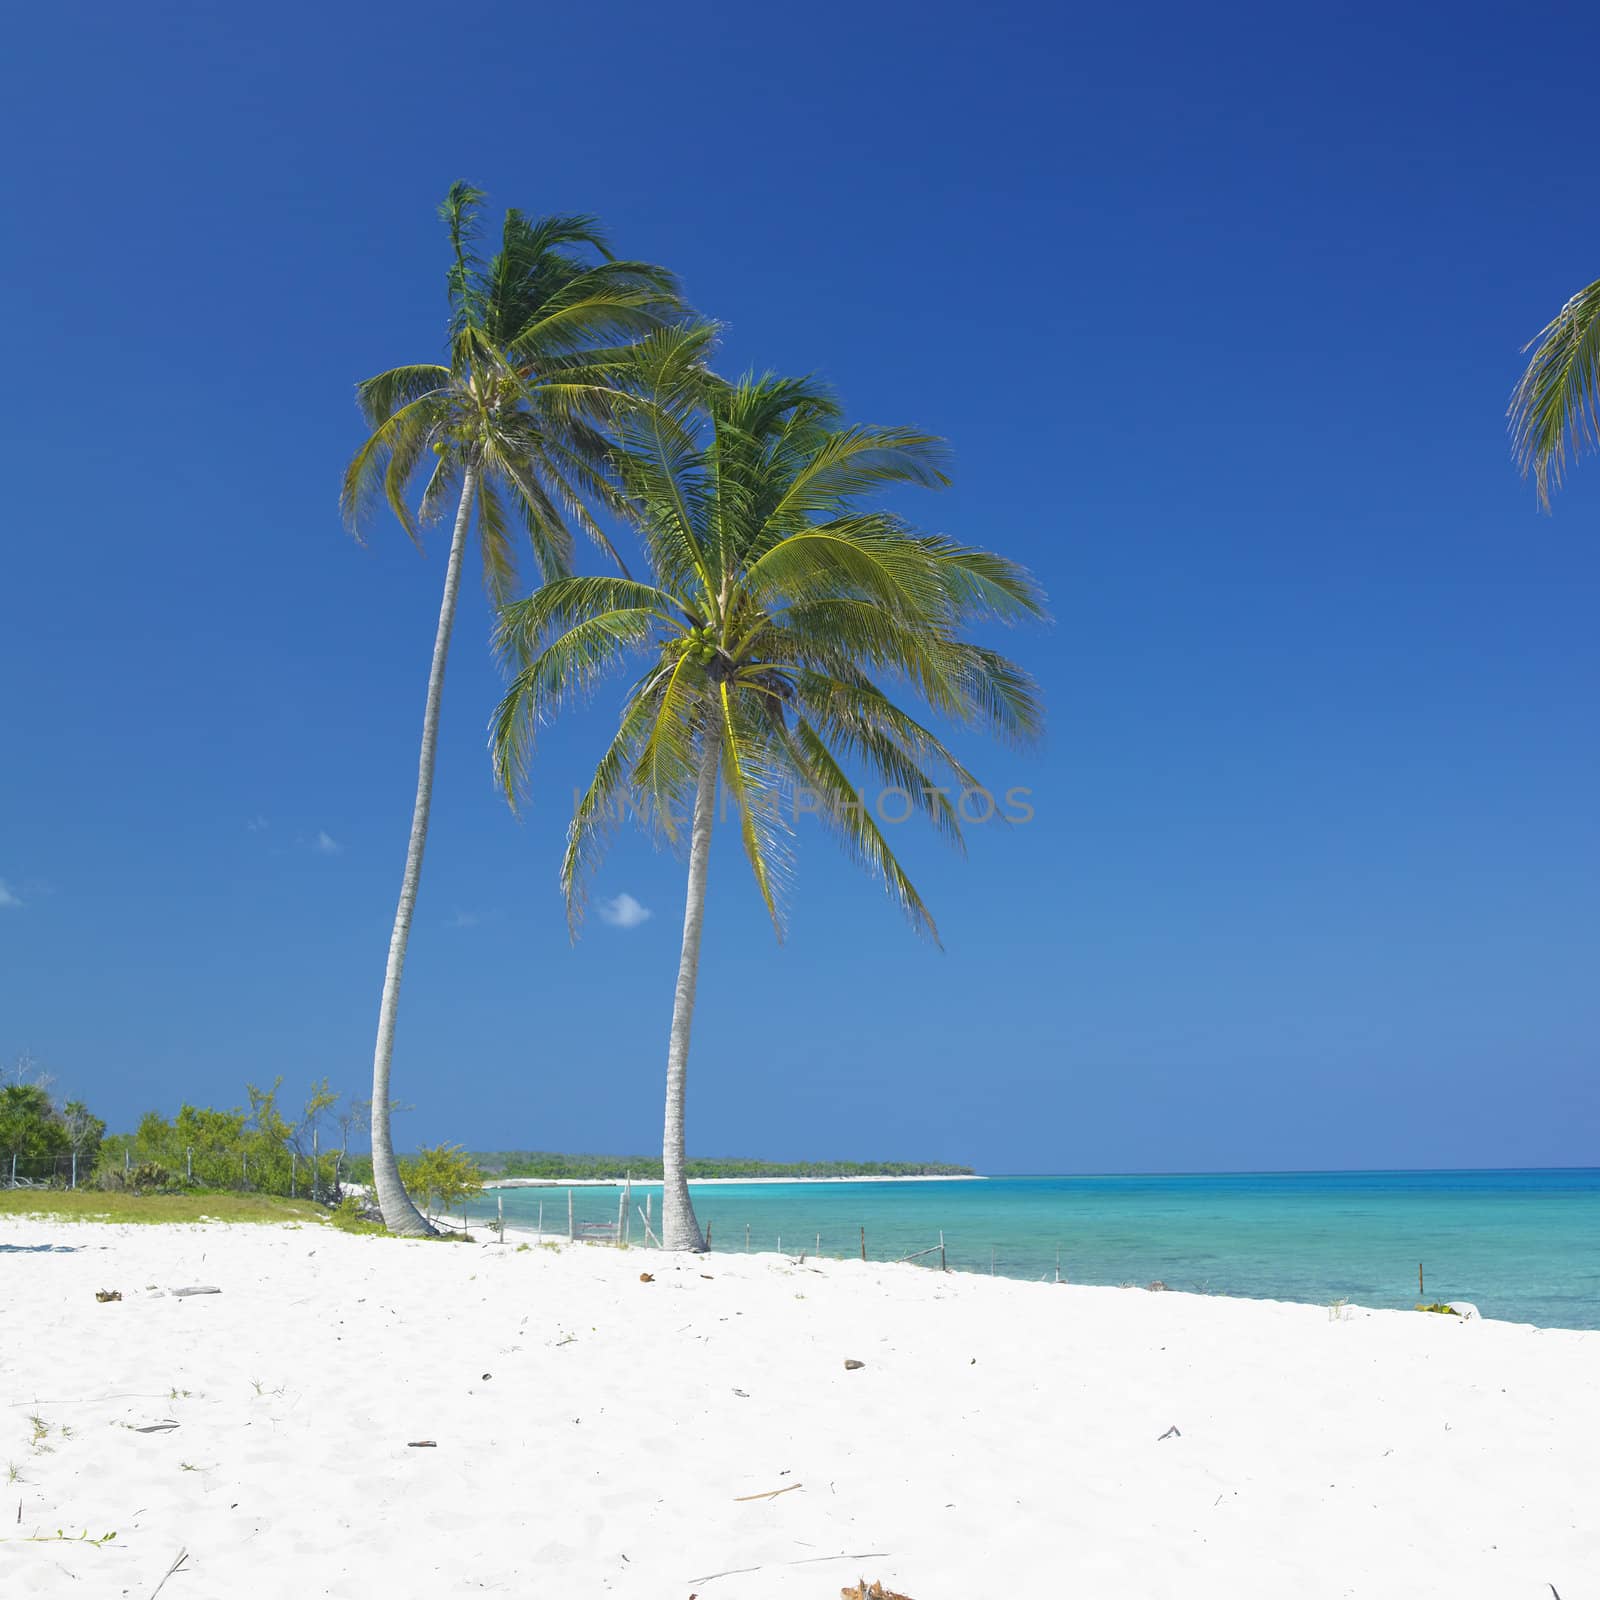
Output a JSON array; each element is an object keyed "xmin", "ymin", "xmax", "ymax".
[{"xmin": 733, "ymin": 1482, "xmax": 802, "ymax": 1502}]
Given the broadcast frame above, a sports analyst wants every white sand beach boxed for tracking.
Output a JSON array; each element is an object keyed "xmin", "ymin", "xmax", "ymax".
[{"xmin": 4, "ymin": 1215, "xmax": 1596, "ymax": 1598}]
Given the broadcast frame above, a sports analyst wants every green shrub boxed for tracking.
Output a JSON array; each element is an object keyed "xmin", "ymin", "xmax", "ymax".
[
  {"xmin": 398, "ymin": 1144, "xmax": 484, "ymax": 1223},
  {"xmin": 329, "ymin": 1195, "xmax": 385, "ymax": 1235}
]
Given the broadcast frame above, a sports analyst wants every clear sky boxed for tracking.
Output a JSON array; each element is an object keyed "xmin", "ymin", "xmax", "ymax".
[{"xmin": 2, "ymin": 1, "xmax": 1596, "ymax": 1173}]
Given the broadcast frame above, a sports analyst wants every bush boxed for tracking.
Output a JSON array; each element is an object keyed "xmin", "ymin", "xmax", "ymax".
[
  {"xmin": 329, "ymin": 1194, "xmax": 385, "ymax": 1235},
  {"xmin": 399, "ymin": 1144, "xmax": 484, "ymax": 1223}
]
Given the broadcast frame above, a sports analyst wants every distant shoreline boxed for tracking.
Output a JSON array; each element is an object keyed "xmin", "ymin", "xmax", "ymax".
[{"xmin": 482, "ymin": 1173, "xmax": 988, "ymax": 1188}]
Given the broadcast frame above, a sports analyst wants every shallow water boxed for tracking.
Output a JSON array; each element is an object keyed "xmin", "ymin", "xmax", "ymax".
[{"xmin": 475, "ymin": 1168, "xmax": 1600, "ymax": 1329}]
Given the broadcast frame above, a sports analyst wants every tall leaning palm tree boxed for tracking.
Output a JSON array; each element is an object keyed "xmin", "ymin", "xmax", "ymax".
[
  {"xmin": 1510, "ymin": 275, "xmax": 1600, "ymax": 507},
  {"xmin": 342, "ymin": 185, "xmax": 688, "ymax": 1234},
  {"xmin": 491, "ymin": 332, "xmax": 1045, "ymax": 1250}
]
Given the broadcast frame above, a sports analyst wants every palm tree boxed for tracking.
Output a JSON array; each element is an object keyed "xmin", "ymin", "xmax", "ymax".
[
  {"xmin": 342, "ymin": 185, "xmax": 689, "ymax": 1234},
  {"xmin": 491, "ymin": 333, "xmax": 1045, "ymax": 1250},
  {"xmin": 1510, "ymin": 276, "xmax": 1600, "ymax": 507}
]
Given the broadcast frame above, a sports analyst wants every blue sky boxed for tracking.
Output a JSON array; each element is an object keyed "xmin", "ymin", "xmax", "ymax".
[{"xmin": 2, "ymin": 0, "xmax": 1596, "ymax": 1171}]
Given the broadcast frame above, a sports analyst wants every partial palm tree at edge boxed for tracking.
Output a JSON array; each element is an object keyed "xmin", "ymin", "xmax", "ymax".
[
  {"xmin": 341, "ymin": 184, "xmax": 688, "ymax": 1234},
  {"xmin": 1510, "ymin": 275, "xmax": 1600, "ymax": 508},
  {"xmin": 491, "ymin": 333, "xmax": 1046, "ymax": 1251}
]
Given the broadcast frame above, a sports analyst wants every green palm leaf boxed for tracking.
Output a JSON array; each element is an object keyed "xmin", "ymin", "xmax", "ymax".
[{"xmin": 1510, "ymin": 276, "xmax": 1600, "ymax": 507}]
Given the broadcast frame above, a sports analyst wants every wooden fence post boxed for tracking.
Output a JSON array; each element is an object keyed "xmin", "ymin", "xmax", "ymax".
[
  {"xmin": 860, "ymin": 1224, "xmax": 866, "ymax": 1261},
  {"xmin": 615, "ymin": 1187, "xmax": 626, "ymax": 1246},
  {"xmin": 537, "ymin": 1199, "xmax": 543, "ymax": 1242},
  {"xmin": 705, "ymin": 1221, "xmax": 712, "ymax": 1250},
  {"xmin": 939, "ymin": 1230, "xmax": 946, "ymax": 1272},
  {"xmin": 1419, "ymin": 1262, "xmax": 1424, "ymax": 1298},
  {"xmin": 568, "ymin": 1189, "xmax": 574, "ymax": 1243},
  {"xmin": 498, "ymin": 1193, "xmax": 504, "ymax": 1244}
]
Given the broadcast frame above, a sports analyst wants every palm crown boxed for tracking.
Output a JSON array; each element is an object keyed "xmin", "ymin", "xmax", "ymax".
[
  {"xmin": 492, "ymin": 329, "xmax": 1047, "ymax": 943},
  {"xmin": 340, "ymin": 181, "xmax": 688, "ymax": 590}
]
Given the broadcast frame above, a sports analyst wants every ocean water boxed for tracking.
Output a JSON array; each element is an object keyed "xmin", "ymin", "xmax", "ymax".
[{"xmin": 476, "ymin": 1169, "xmax": 1600, "ymax": 1329}]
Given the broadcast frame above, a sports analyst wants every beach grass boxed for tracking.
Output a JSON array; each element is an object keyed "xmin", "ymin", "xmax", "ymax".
[{"xmin": 0, "ymin": 1191, "xmax": 328, "ymax": 1226}]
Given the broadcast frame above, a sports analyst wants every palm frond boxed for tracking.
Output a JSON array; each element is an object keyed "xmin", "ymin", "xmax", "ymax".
[
  {"xmin": 474, "ymin": 477, "xmax": 518, "ymax": 606},
  {"xmin": 340, "ymin": 393, "xmax": 448, "ymax": 543},
  {"xmin": 355, "ymin": 364, "xmax": 453, "ymax": 427},
  {"xmin": 1510, "ymin": 276, "xmax": 1600, "ymax": 507},
  {"xmin": 784, "ymin": 717, "xmax": 940, "ymax": 943},
  {"xmin": 559, "ymin": 679, "xmax": 665, "ymax": 931},
  {"xmin": 717, "ymin": 682, "xmax": 792, "ymax": 932},
  {"xmin": 490, "ymin": 605, "xmax": 662, "ymax": 803}
]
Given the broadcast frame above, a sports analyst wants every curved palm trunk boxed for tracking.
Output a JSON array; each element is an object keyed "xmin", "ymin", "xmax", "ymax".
[
  {"xmin": 369, "ymin": 465, "xmax": 477, "ymax": 1236},
  {"xmin": 659, "ymin": 736, "xmax": 720, "ymax": 1251}
]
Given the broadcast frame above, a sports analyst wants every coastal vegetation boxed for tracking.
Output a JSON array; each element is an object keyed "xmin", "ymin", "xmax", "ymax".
[
  {"xmin": 398, "ymin": 1143, "xmax": 484, "ymax": 1222},
  {"xmin": 0, "ymin": 1191, "xmax": 325, "ymax": 1225},
  {"xmin": 97, "ymin": 1080, "xmax": 349, "ymax": 1200},
  {"xmin": 492, "ymin": 343, "xmax": 1043, "ymax": 1249},
  {"xmin": 341, "ymin": 185, "xmax": 693, "ymax": 1236},
  {"xmin": 0, "ymin": 1075, "xmax": 103, "ymax": 1184}
]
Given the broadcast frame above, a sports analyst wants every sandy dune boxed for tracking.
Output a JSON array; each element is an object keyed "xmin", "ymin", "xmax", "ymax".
[{"xmin": 3, "ymin": 1216, "xmax": 1595, "ymax": 1597}]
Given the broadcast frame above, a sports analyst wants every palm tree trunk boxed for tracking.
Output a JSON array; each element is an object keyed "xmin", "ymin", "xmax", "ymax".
[
  {"xmin": 659, "ymin": 735, "xmax": 719, "ymax": 1251},
  {"xmin": 368, "ymin": 465, "xmax": 477, "ymax": 1236}
]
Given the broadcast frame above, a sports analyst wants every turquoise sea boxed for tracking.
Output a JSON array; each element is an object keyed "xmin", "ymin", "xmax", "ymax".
[{"xmin": 476, "ymin": 1169, "xmax": 1600, "ymax": 1329}]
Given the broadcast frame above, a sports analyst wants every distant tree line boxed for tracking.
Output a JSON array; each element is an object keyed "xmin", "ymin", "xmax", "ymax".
[{"xmin": 472, "ymin": 1151, "xmax": 975, "ymax": 1181}]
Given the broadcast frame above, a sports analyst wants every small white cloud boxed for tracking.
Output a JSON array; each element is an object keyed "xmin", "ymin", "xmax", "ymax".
[
  {"xmin": 0, "ymin": 879, "xmax": 21, "ymax": 909},
  {"xmin": 313, "ymin": 830, "xmax": 342, "ymax": 856},
  {"xmin": 447, "ymin": 910, "xmax": 481, "ymax": 930},
  {"xmin": 598, "ymin": 892, "xmax": 652, "ymax": 930},
  {"xmin": 246, "ymin": 815, "xmax": 270, "ymax": 832}
]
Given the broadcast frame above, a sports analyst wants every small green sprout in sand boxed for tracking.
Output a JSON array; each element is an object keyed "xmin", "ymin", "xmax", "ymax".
[{"xmin": 1415, "ymin": 1302, "xmax": 1459, "ymax": 1316}]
